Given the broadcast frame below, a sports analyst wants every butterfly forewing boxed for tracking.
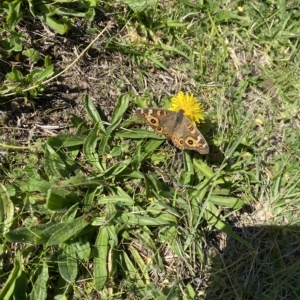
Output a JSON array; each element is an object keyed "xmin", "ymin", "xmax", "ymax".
[{"xmin": 136, "ymin": 107, "xmax": 209, "ymax": 154}]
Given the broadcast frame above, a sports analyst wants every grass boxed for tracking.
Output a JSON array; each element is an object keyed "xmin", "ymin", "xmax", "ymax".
[{"xmin": 1, "ymin": 0, "xmax": 300, "ymax": 299}]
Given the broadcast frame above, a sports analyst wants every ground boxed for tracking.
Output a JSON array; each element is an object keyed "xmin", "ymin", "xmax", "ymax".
[{"xmin": 1, "ymin": 1, "xmax": 300, "ymax": 299}]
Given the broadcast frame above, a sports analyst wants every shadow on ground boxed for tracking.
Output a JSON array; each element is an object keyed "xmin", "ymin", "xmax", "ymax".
[{"xmin": 205, "ymin": 225, "xmax": 300, "ymax": 299}]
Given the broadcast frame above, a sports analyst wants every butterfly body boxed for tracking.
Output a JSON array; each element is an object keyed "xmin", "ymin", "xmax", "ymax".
[{"xmin": 136, "ymin": 107, "xmax": 209, "ymax": 154}]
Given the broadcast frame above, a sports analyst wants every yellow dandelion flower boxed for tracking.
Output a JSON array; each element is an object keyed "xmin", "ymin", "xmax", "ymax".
[{"xmin": 169, "ymin": 91, "xmax": 205, "ymax": 125}]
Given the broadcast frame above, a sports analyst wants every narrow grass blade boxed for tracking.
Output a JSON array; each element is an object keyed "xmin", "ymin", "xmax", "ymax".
[{"xmin": 203, "ymin": 202, "xmax": 251, "ymax": 248}]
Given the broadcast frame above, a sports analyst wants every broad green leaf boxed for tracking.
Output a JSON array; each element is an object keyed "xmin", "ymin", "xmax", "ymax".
[
  {"xmin": 6, "ymin": 1, "xmax": 22, "ymax": 30},
  {"xmin": 122, "ymin": 0, "xmax": 158, "ymax": 12},
  {"xmin": 61, "ymin": 203, "xmax": 79, "ymax": 222},
  {"xmin": 73, "ymin": 236, "xmax": 91, "ymax": 261},
  {"xmin": 7, "ymin": 67, "xmax": 23, "ymax": 81},
  {"xmin": 209, "ymin": 195, "xmax": 244, "ymax": 209},
  {"xmin": 145, "ymin": 52, "xmax": 167, "ymax": 70},
  {"xmin": 14, "ymin": 178, "xmax": 51, "ymax": 193},
  {"xmin": 97, "ymin": 196, "xmax": 134, "ymax": 206},
  {"xmin": 136, "ymin": 230, "xmax": 163, "ymax": 269},
  {"xmin": 108, "ymin": 95, "xmax": 130, "ymax": 132},
  {"xmin": 47, "ymin": 135, "xmax": 85, "ymax": 148},
  {"xmin": 133, "ymin": 139, "xmax": 164, "ymax": 167},
  {"xmin": 5, "ymin": 224, "xmax": 54, "ymax": 244},
  {"xmin": 46, "ymin": 189, "xmax": 81, "ymax": 211},
  {"xmin": 0, "ymin": 251, "xmax": 23, "ymax": 300},
  {"xmin": 178, "ymin": 151, "xmax": 194, "ymax": 185},
  {"xmin": 98, "ymin": 158, "xmax": 132, "ymax": 180},
  {"xmin": 122, "ymin": 251, "xmax": 143, "ymax": 286},
  {"xmin": 159, "ymin": 226, "xmax": 182, "ymax": 257},
  {"xmin": 30, "ymin": 261, "xmax": 49, "ymax": 300},
  {"xmin": 129, "ymin": 245, "xmax": 150, "ymax": 284},
  {"xmin": 39, "ymin": 15, "xmax": 68, "ymax": 34},
  {"xmin": 0, "ymin": 184, "xmax": 14, "ymax": 234},
  {"xmin": 83, "ymin": 122, "xmax": 103, "ymax": 171},
  {"xmin": 116, "ymin": 128, "xmax": 164, "ymax": 139},
  {"xmin": 46, "ymin": 214, "xmax": 94, "ymax": 246},
  {"xmin": 116, "ymin": 168, "xmax": 144, "ymax": 180},
  {"xmin": 44, "ymin": 144, "xmax": 71, "ymax": 179},
  {"xmin": 193, "ymin": 159, "xmax": 218, "ymax": 181},
  {"xmin": 159, "ymin": 43, "xmax": 189, "ymax": 60},
  {"xmin": 36, "ymin": 64, "xmax": 54, "ymax": 81},
  {"xmin": 52, "ymin": 7, "xmax": 86, "ymax": 17},
  {"xmin": 146, "ymin": 173, "xmax": 175, "ymax": 199},
  {"xmin": 58, "ymin": 243, "xmax": 78, "ymax": 282},
  {"xmin": 84, "ymin": 95, "xmax": 102, "ymax": 125},
  {"xmin": 94, "ymin": 227, "xmax": 109, "ymax": 290},
  {"xmin": 117, "ymin": 212, "xmax": 176, "ymax": 226},
  {"xmin": 22, "ymin": 48, "xmax": 40, "ymax": 62}
]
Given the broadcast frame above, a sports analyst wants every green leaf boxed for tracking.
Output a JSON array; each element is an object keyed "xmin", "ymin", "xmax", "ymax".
[
  {"xmin": 7, "ymin": 67, "xmax": 23, "ymax": 82},
  {"xmin": 108, "ymin": 94, "xmax": 130, "ymax": 132},
  {"xmin": 97, "ymin": 195, "xmax": 134, "ymax": 206},
  {"xmin": 45, "ymin": 214, "xmax": 94, "ymax": 246},
  {"xmin": 47, "ymin": 135, "xmax": 85, "ymax": 148},
  {"xmin": 99, "ymin": 158, "xmax": 132, "ymax": 180},
  {"xmin": 129, "ymin": 245, "xmax": 149, "ymax": 284},
  {"xmin": 46, "ymin": 189, "xmax": 81, "ymax": 211},
  {"xmin": 44, "ymin": 144, "xmax": 68, "ymax": 179},
  {"xmin": 122, "ymin": 0, "xmax": 158, "ymax": 12},
  {"xmin": 22, "ymin": 48, "xmax": 40, "ymax": 62},
  {"xmin": 94, "ymin": 227, "xmax": 109, "ymax": 290},
  {"xmin": 58, "ymin": 243, "xmax": 78, "ymax": 282},
  {"xmin": 36, "ymin": 64, "xmax": 54, "ymax": 81},
  {"xmin": 6, "ymin": 1, "xmax": 23, "ymax": 30},
  {"xmin": 16, "ymin": 179, "xmax": 52, "ymax": 193},
  {"xmin": 116, "ymin": 128, "xmax": 165, "ymax": 139},
  {"xmin": 73, "ymin": 236, "xmax": 91, "ymax": 261},
  {"xmin": 30, "ymin": 262, "xmax": 49, "ymax": 300},
  {"xmin": 117, "ymin": 212, "xmax": 176, "ymax": 226},
  {"xmin": 122, "ymin": 251, "xmax": 143, "ymax": 286},
  {"xmin": 0, "ymin": 184, "xmax": 14, "ymax": 234},
  {"xmin": 0, "ymin": 251, "xmax": 23, "ymax": 300},
  {"xmin": 84, "ymin": 95, "xmax": 102, "ymax": 125},
  {"xmin": 83, "ymin": 122, "xmax": 104, "ymax": 171},
  {"xmin": 203, "ymin": 202, "xmax": 251, "ymax": 248},
  {"xmin": 5, "ymin": 224, "xmax": 53, "ymax": 244},
  {"xmin": 39, "ymin": 15, "xmax": 69, "ymax": 34},
  {"xmin": 209, "ymin": 195, "xmax": 244, "ymax": 209}
]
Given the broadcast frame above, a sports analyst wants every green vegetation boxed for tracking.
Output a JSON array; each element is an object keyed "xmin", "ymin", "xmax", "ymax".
[{"xmin": 0, "ymin": 0, "xmax": 300, "ymax": 299}]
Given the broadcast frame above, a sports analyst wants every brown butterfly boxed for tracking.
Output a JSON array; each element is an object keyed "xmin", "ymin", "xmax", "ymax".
[{"xmin": 136, "ymin": 107, "xmax": 209, "ymax": 154}]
